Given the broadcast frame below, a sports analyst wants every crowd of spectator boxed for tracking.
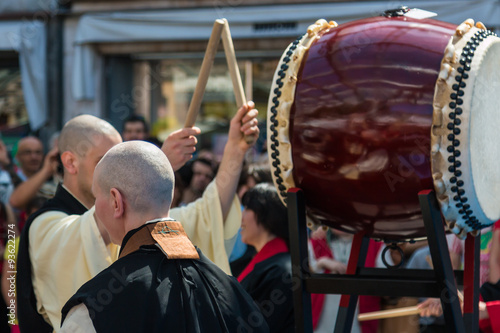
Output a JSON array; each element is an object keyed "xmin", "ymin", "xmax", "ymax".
[{"xmin": 0, "ymin": 111, "xmax": 499, "ymax": 333}]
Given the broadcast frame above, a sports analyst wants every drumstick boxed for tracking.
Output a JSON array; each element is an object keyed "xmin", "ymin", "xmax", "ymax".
[
  {"xmin": 221, "ymin": 19, "xmax": 245, "ymax": 107},
  {"xmin": 184, "ymin": 19, "xmax": 225, "ymax": 127},
  {"xmin": 358, "ymin": 305, "xmax": 421, "ymax": 321},
  {"xmin": 358, "ymin": 291, "xmax": 464, "ymax": 322},
  {"xmin": 221, "ymin": 18, "xmax": 256, "ymax": 145}
]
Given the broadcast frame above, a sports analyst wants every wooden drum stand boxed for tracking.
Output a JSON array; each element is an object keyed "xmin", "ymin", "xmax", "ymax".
[{"xmin": 288, "ymin": 188, "xmax": 480, "ymax": 333}]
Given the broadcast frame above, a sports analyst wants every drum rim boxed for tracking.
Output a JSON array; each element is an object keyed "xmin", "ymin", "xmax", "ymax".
[
  {"xmin": 267, "ymin": 19, "xmax": 338, "ymax": 206},
  {"xmin": 431, "ymin": 19, "xmax": 499, "ymax": 237}
]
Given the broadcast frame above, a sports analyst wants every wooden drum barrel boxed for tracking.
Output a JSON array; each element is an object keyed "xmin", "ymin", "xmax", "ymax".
[{"xmin": 267, "ymin": 13, "xmax": 500, "ymax": 240}]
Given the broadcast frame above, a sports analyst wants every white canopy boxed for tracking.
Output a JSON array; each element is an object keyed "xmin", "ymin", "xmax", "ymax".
[
  {"xmin": 0, "ymin": 0, "xmax": 58, "ymax": 14},
  {"xmin": 0, "ymin": 21, "xmax": 22, "ymax": 50},
  {"xmin": 69, "ymin": 0, "xmax": 500, "ymax": 100},
  {"xmin": 0, "ymin": 21, "xmax": 47, "ymax": 130}
]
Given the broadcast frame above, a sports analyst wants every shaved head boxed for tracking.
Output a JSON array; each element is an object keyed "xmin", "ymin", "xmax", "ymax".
[
  {"xmin": 95, "ymin": 141, "xmax": 174, "ymax": 214},
  {"xmin": 59, "ymin": 115, "xmax": 121, "ymax": 156},
  {"xmin": 16, "ymin": 136, "xmax": 44, "ymax": 176},
  {"xmin": 17, "ymin": 136, "xmax": 42, "ymax": 150}
]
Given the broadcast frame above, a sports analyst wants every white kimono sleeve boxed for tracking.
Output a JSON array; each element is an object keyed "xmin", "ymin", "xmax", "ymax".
[
  {"xmin": 169, "ymin": 180, "xmax": 241, "ymax": 274},
  {"xmin": 60, "ymin": 304, "xmax": 96, "ymax": 333}
]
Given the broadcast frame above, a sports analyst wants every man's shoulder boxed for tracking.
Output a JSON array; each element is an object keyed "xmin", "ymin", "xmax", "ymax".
[
  {"xmin": 93, "ymin": 247, "xmax": 163, "ymax": 280},
  {"xmin": 28, "ymin": 208, "xmax": 95, "ymax": 253},
  {"xmin": 97, "ymin": 247, "xmax": 228, "ymax": 287},
  {"xmin": 27, "ymin": 186, "xmax": 89, "ymax": 240},
  {"xmin": 43, "ymin": 185, "xmax": 87, "ymax": 214},
  {"xmin": 75, "ymin": 247, "xmax": 248, "ymax": 303},
  {"xmin": 29, "ymin": 210, "xmax": 71, "ymax": 234}
]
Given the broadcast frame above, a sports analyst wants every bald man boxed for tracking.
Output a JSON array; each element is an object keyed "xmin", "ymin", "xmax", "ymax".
[
  {"xmin": 17, "ymin": 103, "xmax": 259, "ymax": 332},
  {"xmin": 60, "ymin": 141, "xmax": 268, "ymax": 332},
  {"xmin": 15, "ymin": 137, "xmax": 44, "ymax": 181},
  {"xmin": 9, "ymin": 137, "xmax": 60, "ymax": 209}
]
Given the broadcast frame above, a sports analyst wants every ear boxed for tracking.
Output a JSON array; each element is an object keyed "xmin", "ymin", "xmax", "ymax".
[
  {"xmin": 110, "ymin": 188, "xmax": 125, "ymax": 219},
  {"xmin": 60, "ymin": 151, "xmax": 78, "ymax": 175}
]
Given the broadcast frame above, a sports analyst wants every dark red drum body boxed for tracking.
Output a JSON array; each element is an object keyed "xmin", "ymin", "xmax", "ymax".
[
  {"xmin": 293, "ymin": 17, "xmax": 454, "ymax": 239},
  {"xmin": 268, "ymin": 15, "xmax": 500, "ymax": 240}
]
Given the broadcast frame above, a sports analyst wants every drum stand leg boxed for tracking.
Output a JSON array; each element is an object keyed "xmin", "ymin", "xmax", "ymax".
[
  {"xmin": 463, "ymin": 232, "xmax": 480, "ymax": 332},
  {"xmin": 419, "ymin": 189, "xmax": 469, "ymax": 333},
  {"xmin": 288, "ymin": 188, "xmax": 313, "ymax": 333},
  {"xmin": 333, "ymin": 233, "xmax": 369, "ymax": 333}
]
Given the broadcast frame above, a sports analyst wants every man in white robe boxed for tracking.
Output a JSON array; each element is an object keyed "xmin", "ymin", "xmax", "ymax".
[{"xmin": 18, "ymin": 103, "xmax": 259, "ymax": 331}]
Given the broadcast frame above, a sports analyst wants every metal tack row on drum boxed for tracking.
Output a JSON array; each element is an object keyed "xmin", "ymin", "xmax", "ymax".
[{"xmin": 267, "ymin": 10, "xmax": 500, "ymax": 241}]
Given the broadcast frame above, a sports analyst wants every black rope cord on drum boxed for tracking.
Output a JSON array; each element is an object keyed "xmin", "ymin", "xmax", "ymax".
[
  {"xmin": 446, "ymin": 29, "xmax": 497, "ymax": 230},
  {"xmin": 269, "ymin": 35, "xmax": 304, "ymax": 202}
]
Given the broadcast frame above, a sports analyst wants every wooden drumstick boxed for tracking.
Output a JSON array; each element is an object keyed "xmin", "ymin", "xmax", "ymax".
[
  {"xmin": 358, "ymin": 305, "xmax": 421, "ymax": 321},
  {"xmin": 221, "ymin": 18, "xmax": 245, "ymax": 107},
  {"xmin": 221, "ymin": 18, "xmax": 256, "ymax": 145},
  {"xmin": 358, "ymin": 292, "xmax": 463, "ymax": 322},
  {"xmin": 184, "ymin": 19, "xmax": 225, "ymax": 127}
]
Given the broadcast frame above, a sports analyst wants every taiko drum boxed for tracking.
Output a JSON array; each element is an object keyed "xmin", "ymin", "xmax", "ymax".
[{"xmin": 267, "ymin": 15, "xmax": 500, "ymax": 240}]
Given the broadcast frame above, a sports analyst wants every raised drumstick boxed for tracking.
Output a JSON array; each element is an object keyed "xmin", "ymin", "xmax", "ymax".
[
  {"xmin": 184, "ymin": 19, "xmax": 225, "ymax": 127},
  {"xmin": 221, "ymin": 18, "xmax": 245, "ymax": 107},
  {"xmin": 221, "ymin": 18, "xmax": 257, "ymax": 145}
]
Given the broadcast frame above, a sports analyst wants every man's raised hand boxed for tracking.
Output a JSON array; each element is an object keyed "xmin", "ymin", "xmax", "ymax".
[{"xmin": 161, "ymin": 127, "xmax": 201, "ymax": 171}]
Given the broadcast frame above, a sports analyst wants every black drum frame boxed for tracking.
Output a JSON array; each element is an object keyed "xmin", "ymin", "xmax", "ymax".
[{"xmin": 288, "ymin": 188, "xmax": 480, "ymax": 333}]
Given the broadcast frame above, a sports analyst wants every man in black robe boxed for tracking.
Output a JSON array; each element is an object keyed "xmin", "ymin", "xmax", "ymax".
[
  {"xmin": 60, "ymin": 141, "xmax": 269, "ymax": 333},
  {"xmin": 18, "ymin": 102, "xmax": 259, "ymax": 331}
]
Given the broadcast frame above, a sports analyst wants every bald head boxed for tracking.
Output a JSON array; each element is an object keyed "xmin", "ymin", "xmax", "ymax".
[
  {"xmin": 95, "ymin": 141, "xmax": 174, "ymax": 214},
  {"xmin": 16, "ymin": 136, "xmax": 44, "ymax": 176},
  {"xmin": 59, "ymin": 115, "xmax": 121, "ymax": 156},
  {"xmin": 18, "ymin": 136, "xmax": 42, "ymax": 150}
]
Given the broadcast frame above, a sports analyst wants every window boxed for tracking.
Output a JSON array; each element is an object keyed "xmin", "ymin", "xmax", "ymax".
[
  {"xmin": 132, "ymin": 56, "xmax": 278, "ymax": 159},
  {"xmin": 0, "ymin": 66, "xmax": 28, "ymax": 131}
]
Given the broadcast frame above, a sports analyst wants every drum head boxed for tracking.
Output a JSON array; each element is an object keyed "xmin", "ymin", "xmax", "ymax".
[
  {"xmin": 472, "ymin": 41, "xmax": 500, "ymax": 220},
  {"xmin": 431, "ymin": 20, "xmax": 500, "ymax": 235}
]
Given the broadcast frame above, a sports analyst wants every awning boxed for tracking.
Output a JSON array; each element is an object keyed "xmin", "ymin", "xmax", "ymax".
[
  {"xmin": 0, "ymin": 21, "xmax": 47, "ymax": 130},
  {"xmin": 0, "ymin": 0, "xmax": 58, "ymax": 14},
  {"xmin": 0, "ymin": 21, "xmax": 22, "ymax": 50},
  {"xmin": 73, "ymin": 0, "xmax": 500, "ymax": 100}
]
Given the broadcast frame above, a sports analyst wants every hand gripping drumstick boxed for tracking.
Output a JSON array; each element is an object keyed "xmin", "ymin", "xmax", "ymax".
[
  {"xmin": 184, "ymin": 19, "xmax": 225, "ymax": 127},
  {"xmin": 358, "ymin": 291, "xmax": 464, "ymax": 321},
  {"xmin": 221, "ymin": 18, "xmax": 257, "ymax": 145}
]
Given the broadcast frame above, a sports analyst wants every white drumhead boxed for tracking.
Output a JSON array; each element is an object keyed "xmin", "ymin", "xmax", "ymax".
[
  {"xmin": 471, "ymin": 40, "xmax": 500, "ymax": 220},
  {"xmin": 431, "ymin": 19, "xmax": 500, "ymax": 236}
]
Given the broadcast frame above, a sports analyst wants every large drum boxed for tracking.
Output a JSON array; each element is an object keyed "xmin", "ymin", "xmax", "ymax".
[{"xmin": 267, "ymin": 11, "xmax": 500, "ymax": 240}]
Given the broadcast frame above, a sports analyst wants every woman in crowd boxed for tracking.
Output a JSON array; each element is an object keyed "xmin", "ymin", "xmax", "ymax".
[{"xmin": 237, "ymin": 183, "xmax": 294, "ymax": 332}]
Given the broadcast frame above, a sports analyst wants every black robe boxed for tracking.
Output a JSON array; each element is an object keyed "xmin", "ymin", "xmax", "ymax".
[
  {"xmin": 239, "ymin": 252, "xmax": 295, "ymax": 333},
  {"xmin": 17, "ymin": 184, "xmax": 87, "ymax": 333},
  {"xmin": 61, "ymin": 223, "xmax": 270, "ymax": 333},
  {"xmin": 481, "ymin": 280, "xmax": 500, "ymax": 302}
]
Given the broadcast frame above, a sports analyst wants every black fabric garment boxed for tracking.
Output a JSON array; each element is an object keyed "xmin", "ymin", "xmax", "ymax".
[
  {"xmin": 481, "ymin": 280, "xmax": 500, "ymax": 302},
  {"xmin": 230, "ymin": 245, "xmax": 257, "ymax": 277},
  {"xmin": 61, "ymin": 223, "xmax": 270, "ymax": 333},
  {"xmin": 17, "ymin": 184, "xmax": 87, "ymax": 333},
  {"xmin": 239, "ymin": 252, "xmax": 294, "ymax": 333}
]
